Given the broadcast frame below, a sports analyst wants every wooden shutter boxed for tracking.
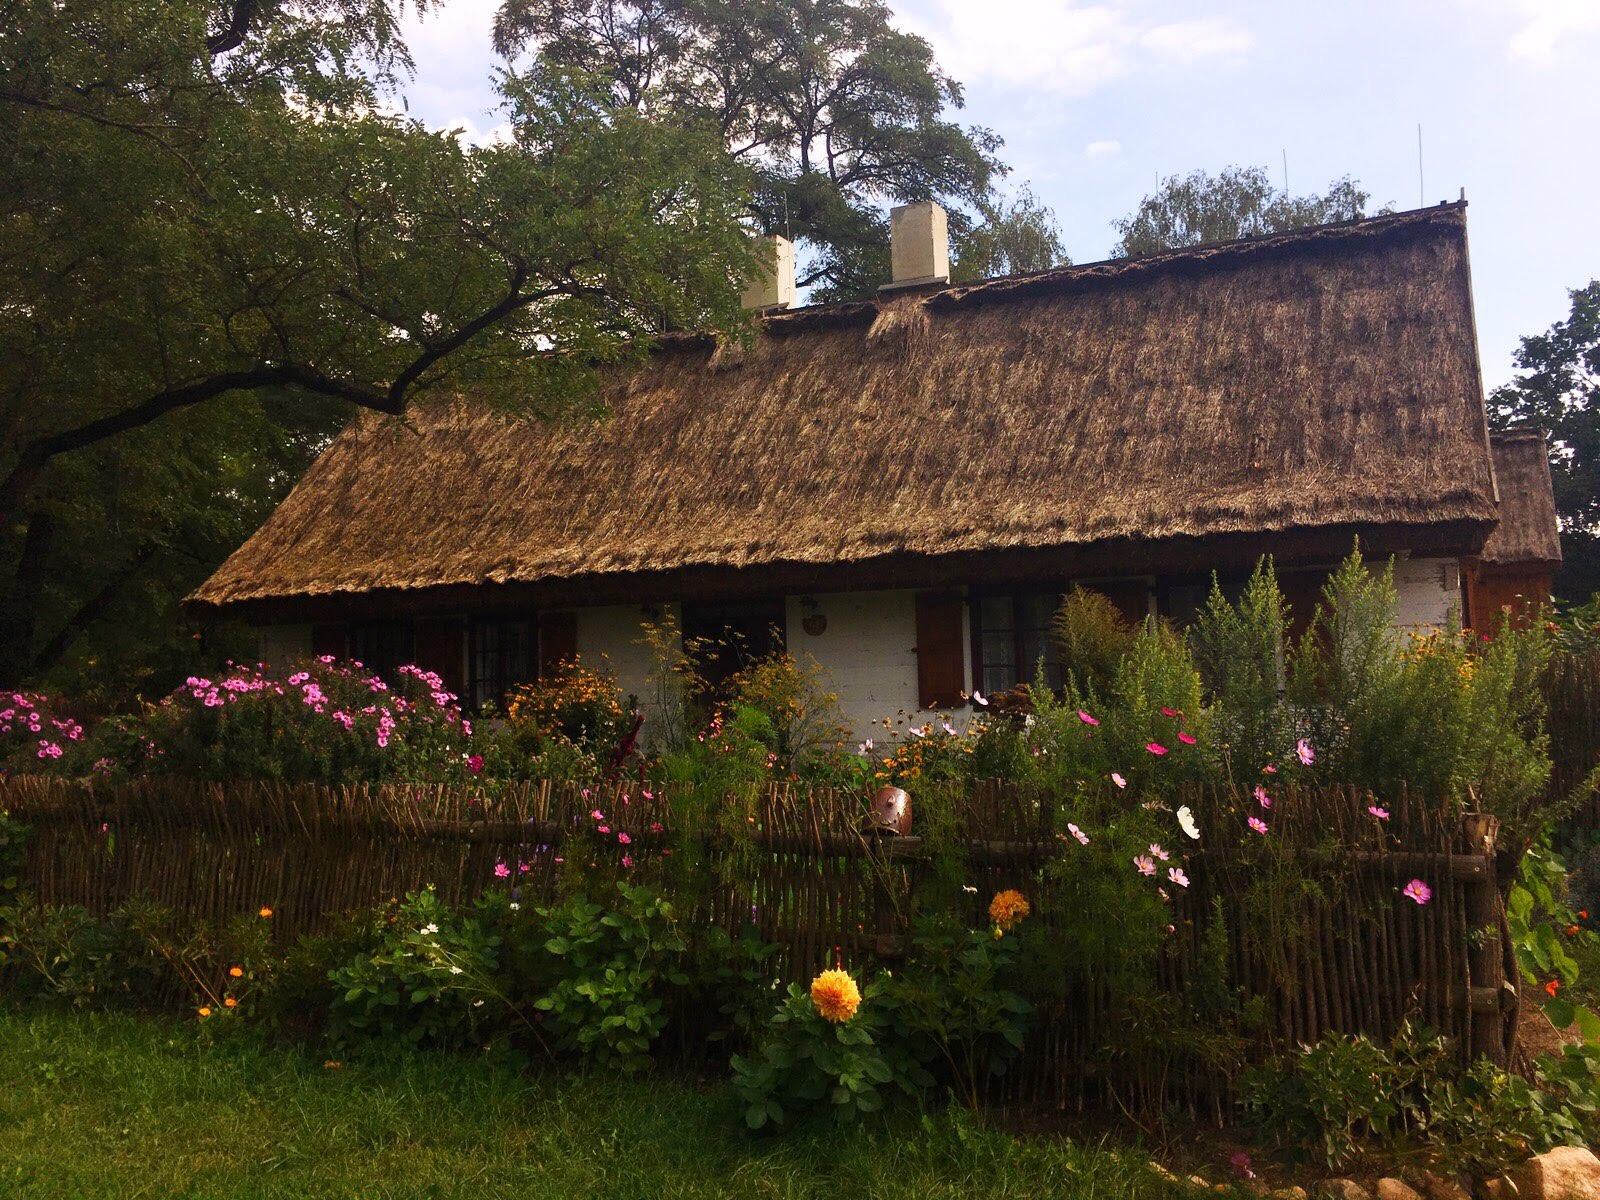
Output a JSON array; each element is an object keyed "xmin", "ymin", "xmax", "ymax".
[
  {"xmin": 539, "ymin": 611, "xmax": 578, "ymax": 678},
  {"xmin": 413, "ymin": 617, "xmax": 465, "ymax": 696},
  {"xmin": 311, "ymin": 623, "xmax": 347, "ymax": 659},
  {"xmin": 915, "ymin": 591, "xmax": 966, "ymax": 709}
]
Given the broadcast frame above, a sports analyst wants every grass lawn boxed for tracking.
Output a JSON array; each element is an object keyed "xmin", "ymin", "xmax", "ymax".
[{"xmin": 0, "ymin": 1006, "xmax": 1189, "ymax": 1200}]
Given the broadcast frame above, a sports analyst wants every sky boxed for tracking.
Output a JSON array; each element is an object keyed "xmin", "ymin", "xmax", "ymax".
[{"xmin": 393, "ymin": 0, "xmax": 1600, "ymax": 390}]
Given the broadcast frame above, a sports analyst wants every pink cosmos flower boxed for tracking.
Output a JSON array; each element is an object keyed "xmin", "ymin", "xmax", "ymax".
[
  {"xmin": 621, "ymin": 855, "xmax": 635, "ymax": 868},
  {"xmin": 1160, "ymin": 707, "xmax": 1178, "ymax": 717},
  {"xmin": 1248, "ymin": 817, "xmax": 1268, "ymax": 834},
  {"xmin": 617, "ymin": 832, "xmax": 632, "ymax": 845},
  {"xmin": 1230, "ymin": 1152, "xmax": 1256, "ymax": 1180},
  {"xmin": 972, "ymin": 691, "xmax": 988, "ymax": 706},
  {"xmin": 649, "ymin": 822, "xmax": 663, "ymax": 833},
  {"xmin": 1296, "ymin": 738, "xmax": 1315, "ymax": 766},
  {"xmin": 1067, "ymin": 823, "xmax": 1090, "ymax": 845},
  {"xmin": 1368, "ymin": 805, "xmax": 1390, "ymax": 820},
  {"xmin": 1168, "ymin": 867, "xmax": 1190, "ymax": 888},
  {"xmin": 942, "ymin": 721, "xmax": 958, "ymax": 736},
  {"xmin": 1263, "ymin": 764, "xmax": 1278, "ymax": 774},
  {"xmin": 467, "ymin": 755, "xmax": 484, "ymax": 774},
  {"xmin": 1403, "ymin": 879, "xmax": 1432, "ymax": 905},
  {"xmin": 1111, "ymin": 772, "xmax": 1127, "ymax": 789},
  {"xmin": 1149, "ymin": 843, "xmax": 1169, "ymax": 861},
  {"xmin": 1134, "ymin": 855, "xmax": 1156, "ymax": 877},
  {"xmin": 1254, "ymin": 786, "xmax": 1273, "ymax": 809},
  {"xmin": 1146, "ymin": 742, "xmax": 1168, "ymax": 756},
  {"xmin": 597, "ymin": 825, "xmax": 611, "ymax": 835},
  {"xmin": 1078, "ymin": 710, "xmax": 1099, "ymax": 727},
  {"xmin": 1177, "ymin": 732, "xmax": 1197, "ymax": 746},
  {"xmin": 494, "ymin": 862, "xmax": 511, "ymax": 879},
  {"xmin": 591, "ymin": 810, "xmax": 606, "ymax": 821}
]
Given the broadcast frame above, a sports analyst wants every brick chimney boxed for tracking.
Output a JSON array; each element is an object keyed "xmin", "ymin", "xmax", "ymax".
[
  {"xmin": 885, "ymin": 200, "xmax": 950, "ymax": 290},
  {"xmin": 741, "ymin": 235, "xmax": 796, "ymax": 311}
]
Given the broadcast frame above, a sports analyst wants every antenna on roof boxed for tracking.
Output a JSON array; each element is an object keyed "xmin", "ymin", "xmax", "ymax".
[
  {"xmin": 1417, "ymin": 123, "xmax": 1425, "ymax": 207},
  {"xmin": 1281, "ymin": 148, "xmax": 1288, "ymax": 195}
]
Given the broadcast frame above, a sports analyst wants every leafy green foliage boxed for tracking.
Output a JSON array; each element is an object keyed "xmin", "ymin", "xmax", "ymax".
[
  {"xmin": 732, "ymin": 975, "xmax": 933, "ymax": 1129},
  {"xmin": 1112, "ymin": 165, "xmax": 1382, "ymax": 257},
  {"xmin": 493, "ymin": 0, "xmax": 1005, "ymax": 299},
  {"xmin": 952, "ymin": 186, "xmax": 1068, "ymax": 281},
  {"xmin": 83, "ymin": 660, "xmax": 477, "ymax": 786},
  {"xmin": 885, "ymin": 920, "xmax": 1031, "ymax": 1107},
  {"xmin": 534, "ymin": 884, "xmax": 687, "ymax": 1070},
  {"xmin": 1, "ymin": 0, "xmax": 754, "ymax": 689},
  {"xmin": 1243, "ymin": 1022, "xmax": 1599, "ymax": 1176}
]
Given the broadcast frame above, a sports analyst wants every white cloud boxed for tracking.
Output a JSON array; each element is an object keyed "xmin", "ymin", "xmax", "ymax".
[
  {"xmin": 1504, "ymin": 0, "xmax": 1600, "ymax": 61},
  {"xmin": 443, "ymin": 116, "xmax": 516, "ymax": 147},
  {"xmin": 907, "ymin": 1, "xmax": 1254, "ymax": 96},
  {"xmin": 1084, "ymin": 139, "xmax": 1122, "ymax": 158}
]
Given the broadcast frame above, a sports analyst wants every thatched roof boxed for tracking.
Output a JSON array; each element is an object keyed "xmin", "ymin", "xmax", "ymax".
[
  {"xmin": 1482, "ymin": 430, "xmax": 1562, "ymax": 566},
  {"xmin": 193, "ymin": 203, "xmax": 1500, "ymax": 617}
]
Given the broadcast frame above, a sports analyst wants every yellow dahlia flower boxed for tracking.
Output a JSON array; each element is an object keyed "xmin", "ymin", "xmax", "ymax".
[
  {"xmin": 989, "ymin": 889, "xmax": 1030, "ymax": 932},
  {"xmin": 810, "ymin": 968, "xmax": 862, "ymax": 1023}
]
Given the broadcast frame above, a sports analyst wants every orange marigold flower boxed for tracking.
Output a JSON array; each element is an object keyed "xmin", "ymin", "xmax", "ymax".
[
  {"xmin": 224, "ymin": 997, "xmax": 237, "ymax": 1008},
  {"xmin": 1546, "ymin": 979, "xmax": 1562, "ymax": 998},
  {"xmin": 198, "ymin": 1006, "xmax": 212, "ymax": 1018},
  {"xmin": 989, "ymin": 889, "xmax": 1030, "ymax": 932},
  {"xmin": 229, "ymin": 966, "xmax": 244, "ymax": 978},
  {"xmin": 259, "ymin": 907, "xmax": 273, "ymax": 918},
  {"xmin": 810, "ymin": 968, "xmax": 862, "ymax": 1023}
]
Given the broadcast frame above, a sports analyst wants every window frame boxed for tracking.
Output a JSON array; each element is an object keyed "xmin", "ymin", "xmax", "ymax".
[
  {"xmin": 967, "ymin": 588, "xmax": 1065, "ymax": 698},
  {"xmin": 467, "ymin": 616, "xmax": 535, "ymax": 712}
]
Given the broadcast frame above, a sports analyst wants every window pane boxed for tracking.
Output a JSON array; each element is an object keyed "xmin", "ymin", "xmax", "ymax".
[
  {"xmin": 978, "ymin": 595, "xmax": 1015, "ymax": 630},
  {"xmin": 981, "ymin": 664, "xmax": 1016, "ymax": 695},
  {"xmin": 1020, "ymin": 592, "xmax": 1060, "ymax": 630},
  {"xmin": 980, "ymin": 631, "xmax": 1016, "ymax": 667}
]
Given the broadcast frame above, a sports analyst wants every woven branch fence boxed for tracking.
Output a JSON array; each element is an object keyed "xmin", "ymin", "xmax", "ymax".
[
  {"xmin": 1544, "ymin": 648, "xmax": 1600, "ymax": 829},
  {"xmin": 0, "ymin": 776, "xmax": 1512, "ymax": 1108}
]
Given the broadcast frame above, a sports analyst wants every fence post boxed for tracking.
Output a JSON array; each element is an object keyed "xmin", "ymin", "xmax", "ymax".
[{"xmin": 1461, "ymin": 812, "xmax": 1510, "ymax": 1065}]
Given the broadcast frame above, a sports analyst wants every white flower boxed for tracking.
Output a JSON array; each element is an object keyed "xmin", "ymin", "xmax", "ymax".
[
  {"xmin": 420, "ymin": 923, "xmax": 439, "ymax": 935},
  {"xmin": 509, "ymin": 902, "xmax": 520, "ymax": 911},
  {"xmin": 961, "ymin": 885, "xmax": 978, "ymax": 894},
  {"xmin": 1177, "ymin": 806, "xmax": 1201, "ymax": 840},
  {"xmin": 449, "ymin": 966, "xmax": 464, "ymax": 976},
  {"xmin": 473, "ymin": 999, "xmax": 485, "ymax": 1007}
]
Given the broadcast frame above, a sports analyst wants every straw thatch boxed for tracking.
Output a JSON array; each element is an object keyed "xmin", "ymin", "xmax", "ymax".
[
  {"xmin": 191, "ymin": 204, "xmax": 1498, "ymax": 617},
  {"xmin": 1483, "ymin": 429, "xmax": 1562, "ymax": 566}
]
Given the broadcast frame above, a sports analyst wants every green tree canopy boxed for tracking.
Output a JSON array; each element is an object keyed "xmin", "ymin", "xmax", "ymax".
[
  {"xmin": 493, "ymin": 0, "xmax": 1006, "ymax": 299},
  {"xmin": 1491, "ymin": 281, "xmax": 1600, "ymax": 599},
  {"xmin": 1112, "ymin": 166, "xmax": 1382, "ymax": 258},
  {"xmin": 952, "ymin": 186, "xmax": 1069, "ymax": 282},
  {"xmin": 0, "ymin": 0, "xmax": 755, "ymax": 686}
]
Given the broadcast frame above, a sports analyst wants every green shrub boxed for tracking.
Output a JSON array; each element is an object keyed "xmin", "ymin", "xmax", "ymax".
[
  {"xmin": 1242, "ymin": 1022, "xmax": 1598, "ymax": 1175},
  {"xmin": 732, "ymin": 971, "xmax": 933, "ymax": 1129},
  {"xmin": 534, "ymin": 883, "xmax": 687, "ymax": 1070},
  {"xmin": 90, "ymin": 660, "xmax": 477, "ymax": 786}
]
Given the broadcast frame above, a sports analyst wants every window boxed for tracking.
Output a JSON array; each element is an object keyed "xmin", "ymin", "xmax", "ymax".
[
  {"xmin": 681, "ymin": 599, "xmax": 786, "ymax": 694},
  {"xmin": 349, "ymin": 619, "xmax": 414, "ymax": 679},
  {"xmin": 971, "ymin": 591, "xmax": 1063, "ymax": 696},
  {"xmin": 468, "ymin": 618, "xmax": 534, "ymax": 711}
]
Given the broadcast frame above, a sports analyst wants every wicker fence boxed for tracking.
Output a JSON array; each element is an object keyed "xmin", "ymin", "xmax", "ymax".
[
  {"xmin": 1545, "ymin": 648, "xmax": 1600, "ymax": 829},
  {"xmin": 0, "ymin": 776, "xmax": 1512, "ymax": 1107}
]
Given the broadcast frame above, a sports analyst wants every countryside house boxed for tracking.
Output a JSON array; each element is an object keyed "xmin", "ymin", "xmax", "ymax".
[{"xmin": 189, "ymin": 201, "xmax": 1560, "ymax": 740}]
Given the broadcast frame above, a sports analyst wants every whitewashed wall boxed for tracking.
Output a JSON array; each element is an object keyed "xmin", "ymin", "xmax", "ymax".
[
  {"xmin": 1389, "ymin": 557, "xmax": 1462, "ymax": 631},
  {"xmin": 575, "ymin": 602, "xmax": 677, "ymax": 718},
  {"xmin": 783, "ymin": 590, "xmax": 973, "ymax": 746}
]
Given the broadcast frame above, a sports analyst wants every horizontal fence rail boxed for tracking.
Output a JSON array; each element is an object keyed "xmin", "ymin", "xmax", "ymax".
[{"xmin": 0, "ymin": 775, "xmax": 1510, "ymax": 1106}]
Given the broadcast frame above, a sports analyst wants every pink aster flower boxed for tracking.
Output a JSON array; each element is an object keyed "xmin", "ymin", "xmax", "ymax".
[
  {"xmin": 1368, "ymin": 805, "xmax": 1390, "ymax": 820},
  {"xmin": 467, "ymin": 755, "xmax": 484, "ymax": 774},
  {"xmin": 1168, "ymin": 867, "xmax": 1190, "ymax": 888},
  {"xmin": 1146, "ymin": 742, "xmax": 1168, "ymax": 756},
  {"xmin": 1111, "ymin": 772, "xmax": 1127, "ymax": 789},
  {"xmin": 1078, "ymin": 710, "xmax": 1099, "ymax": 726},
  {"xmin": 1296, "ymin": 738, "xmax": 1315, "ymax": 766},
  {"xmin": 1134, "ymin": 855, "xmax": 1156, "ymax": 877},
  {"xmin": 1402, "ymin": 879, "xmax": 1432, "ymax": 905},
  {"xmin": 1254, "ymin": 786, "xmax": 1273, "ymax": 809},
  {"xmin": 1067, "ymin": 823, "xmax": 1090, "ymax": 845},
  {"xmin": 1248, "ymin": 816, "xmax": 1268, "ymax": 834}
]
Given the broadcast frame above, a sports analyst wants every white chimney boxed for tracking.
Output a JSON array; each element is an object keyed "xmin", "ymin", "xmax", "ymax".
[
  {"xmin": 887, "ymin": 200, "xmax": 950, "ymax": 289},
  {"xmin": 741, "ymin": 234, "xmax": 796, "ymax": 311}
]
